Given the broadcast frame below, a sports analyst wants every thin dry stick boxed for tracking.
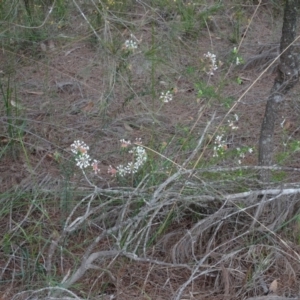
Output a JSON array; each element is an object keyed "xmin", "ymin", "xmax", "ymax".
[
  {"xmin": 12, "ymin": 286, "xmax": 83, "ymax": 300},
  {"xmin": 173, "ymin": 231, "xmax": 251, "ymax": 300}
]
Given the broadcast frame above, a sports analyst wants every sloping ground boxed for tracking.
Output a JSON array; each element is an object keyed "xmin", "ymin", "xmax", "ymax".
[{"xmin": 2, "ymin": 1, "xmax": 300, "ymax": 299}]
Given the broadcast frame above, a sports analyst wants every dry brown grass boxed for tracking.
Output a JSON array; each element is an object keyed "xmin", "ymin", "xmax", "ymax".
[{"xmin": 2, "ymin": 0, "xmax": 300, "ymax": 299}]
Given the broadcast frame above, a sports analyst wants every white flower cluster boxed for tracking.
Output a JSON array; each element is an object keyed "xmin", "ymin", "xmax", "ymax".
[
  {"xmin": 160, "ymin": 90, "xmax": 173, "ymax": 103},
  {"xmin": 236, "ymin": 147, "xmax": 253, "ymax": 165},
  {"xmin": 232, "ymin": 47, "xmax": 243, "ymax": 66},
  {"xmin": 213, "ymin": 134, "xmax": 227, "ymax": 157},
  {"xmin": 120, "ymin": 138, "xmax": 132, "ymax": 147},
  {"xmin": 71, "ymin": 140, "xmax": 91, "ymax": 169},
  {"xmin": 204, "ymin": 51, "xmax": 218, "ymax": 75},
  {"xmin": 117, "ymin": 140, "xmax": 147, "ymax": 177},
  {"xmin": 212, "ymin": 113, "xmax": 253, "ymax": 162},
  {"xmin": 71, "ymin": 138, "xmax": 147, "ymax": 178},
  {"xmin": 228, "ymin": 114, "xmax": 239, "ymax": 130},
  {"xmin": 70, "ymin": 140, "xmax": 100, "ymax": 173},
  {"xmin": 124, "ymin": 39, "xmax": 138, "ymax": 50}
]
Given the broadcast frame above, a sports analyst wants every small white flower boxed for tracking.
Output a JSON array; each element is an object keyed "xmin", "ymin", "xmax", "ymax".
[
  {"xmin": 204, "ymin": 51, "xmax": 218, "ymax": 75},
  {"xmin": 120, "ymin": 139, "xmax": 131, "ymax": 148},
  {"xmin": 71, "ymin": 140, "xmax": 92, "ymax": 169},
  {"xmin": 248, "ymin": 148, "xmax": 253, "ymax": 154},
  {"xmin": 213, "ymin": 151, "xmax": 218, "ymax": 158},
  {"xmin": 116, "ymin": 144, "xmax": 147, "ymax": 177},
  {"xmin": 215, "ymin": 134, "xmax": 224, "ymax": 144},
  {"xmin": 213, "ymin": 133, "xmax": 228, "ymax": 158},
  {"xmin": 75, "ymin": 153, "xmax": 91, "ymax": 169},
  {"xmin": 227, "ymin": 114, "xmax": 239, "ymax": 130},
  {"xmin": 124, "ymin": 39, "xmax": 138, "ymax": 50},
  {"xmin": 71, "ymin": 140, "xmax": 89, "ymax": 155},
  {"xmin": 91, "ymin": 160, "xmax": 100, "ymax": 174},
  {"xmin": 135, "ymin": 137, "xmax": 142, "ymax": 145},
  {"xmin": 160, "ymin": 90, "xmax": 173, "ymax": 103},
  {"xmin": 228, "ymin": 121, "xmax": 234, "ymax": 128}
]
